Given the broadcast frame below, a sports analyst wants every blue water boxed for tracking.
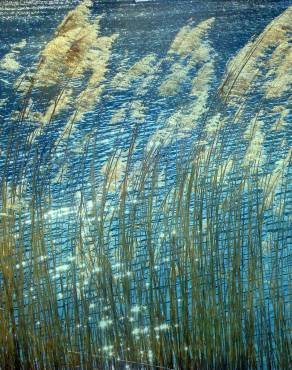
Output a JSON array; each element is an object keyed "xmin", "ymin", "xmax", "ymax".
[{"xmin": 0, "ymin": 2, "xmax": 291, "ymax": 355}]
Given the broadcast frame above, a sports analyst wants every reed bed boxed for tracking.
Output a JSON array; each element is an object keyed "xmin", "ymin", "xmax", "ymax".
[{"xmin": 0, "ymin": 1, "xmax": 291, "ymax": 369}]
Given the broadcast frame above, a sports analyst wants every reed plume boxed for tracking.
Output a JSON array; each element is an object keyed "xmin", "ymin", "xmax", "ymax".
[
  {"xmin": 219, "ymin": 6, "xmax": 292, "ymax": 104},
  {"xmin": 1, "ymin": 4, "xmax": 291, "ymax": 370}
]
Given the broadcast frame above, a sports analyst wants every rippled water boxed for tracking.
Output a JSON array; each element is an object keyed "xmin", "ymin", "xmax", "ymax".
[
  {"xmin": 0, "ymin": 2, "xmax": 291, "ymax": 367},
  {"xmin": 0, "ymin": 1, "xmax": 290, "ymax": 189},
  {"xmin": 1, "ymin": 0, "xmax": 291, "ymax": 281},
  {"xmin": 1, "ymin": 1, "xmax": 291, "ymax": 258}
]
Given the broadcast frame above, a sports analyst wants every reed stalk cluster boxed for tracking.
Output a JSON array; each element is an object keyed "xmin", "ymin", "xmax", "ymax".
[{"xmin": 0, "ymin": 1, "xmax": 291, "ymax": 369}]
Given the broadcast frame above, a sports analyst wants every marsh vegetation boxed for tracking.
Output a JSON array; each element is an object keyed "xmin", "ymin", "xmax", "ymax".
[{"xmin": 0, "ymin": 1, "xmax": 291, "ymax": 369}]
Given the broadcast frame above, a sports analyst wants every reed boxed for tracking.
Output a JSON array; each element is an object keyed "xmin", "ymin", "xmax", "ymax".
[{"xmin": 0, "ymin": 2, "xmax": 291, "ymax": 369}]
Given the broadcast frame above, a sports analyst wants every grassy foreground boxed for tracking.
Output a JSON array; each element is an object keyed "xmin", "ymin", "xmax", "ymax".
[{"xmin": 0, "ymin": 1, "xmax": 291, "ymax": 369}]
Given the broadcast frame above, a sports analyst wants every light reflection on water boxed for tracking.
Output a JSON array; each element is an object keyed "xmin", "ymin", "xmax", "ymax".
[
  {"xmin": 0, "ymin": 4, "xmax": 291, "ymax": 366},
  {"xmin": 0, "ymin": 1, "xmax": 291, "ymax": 260}
]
